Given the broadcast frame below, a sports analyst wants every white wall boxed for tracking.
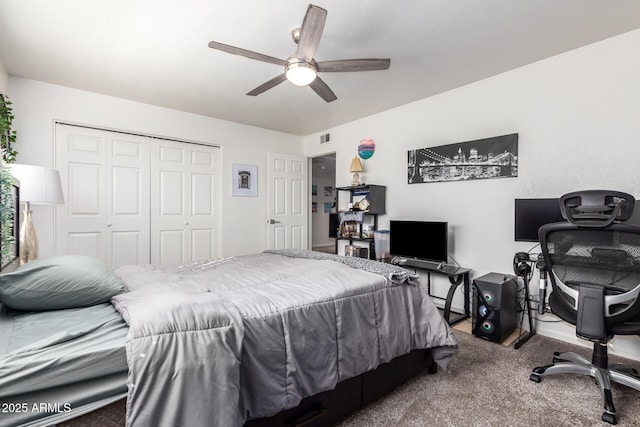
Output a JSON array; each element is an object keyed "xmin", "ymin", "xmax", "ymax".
[
  {"xmin": 8, "ymin": 77, "xmax": 302, "ymax": 258},
  {"xmin": 304, "ymin": 29, "xmax": 640, "ymax": 359},
  {"xmin": 0, "ymin": 60, "xmax": 8, "ymax": 94}
]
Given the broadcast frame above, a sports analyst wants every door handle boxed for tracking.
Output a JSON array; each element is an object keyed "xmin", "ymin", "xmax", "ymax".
[{"xmin": 267, "ymin": 219, "xmax": 281, "ymax": 224}]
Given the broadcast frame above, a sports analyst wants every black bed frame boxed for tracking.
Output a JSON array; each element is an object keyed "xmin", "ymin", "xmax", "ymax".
[{"xmin": 245, "ymin": 348, "xmax": 436, "ymax": 427}]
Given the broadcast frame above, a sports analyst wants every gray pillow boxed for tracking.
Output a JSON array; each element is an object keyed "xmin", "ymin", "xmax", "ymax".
[{"xmin": 0, "ymin": 255, "xmax": 126, "ymax": 311}]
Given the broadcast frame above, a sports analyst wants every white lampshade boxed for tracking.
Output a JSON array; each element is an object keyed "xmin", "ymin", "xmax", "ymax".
[
  {"xmin": 285, "ymin": 61, "xmax": 317, "ymax": 86},
  {"xmin": 10, "ymin": 164, "xmax": 65, "ymax": 205}
]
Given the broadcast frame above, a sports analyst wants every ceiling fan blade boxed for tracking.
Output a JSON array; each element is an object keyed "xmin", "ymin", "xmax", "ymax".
[
  {"xmin": 208, "ymin": 41, "xmax": 287, "ymax": 67},
  {"xmin": 247, "ymin": 73, "xmax": 287, "ymax": 96},
  {"xmin": 316, "ymin": 58, "xmax": 391, "ymax": 72},
  {"xmin": 309, "ymin": 76, "xmax": 337, "ymax": 103},
  {"xmin": 295, "ymin": 5, "xmax": 327, "ymax": 61}
]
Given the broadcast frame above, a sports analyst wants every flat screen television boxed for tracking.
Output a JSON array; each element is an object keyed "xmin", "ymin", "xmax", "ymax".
[
  {"xmin": 514, "ymin": 198, "xmax": 564, "ymax": 242},
  {"xmin": 390, "ymin": 220, "xmax": 448, "ymax": 263}
]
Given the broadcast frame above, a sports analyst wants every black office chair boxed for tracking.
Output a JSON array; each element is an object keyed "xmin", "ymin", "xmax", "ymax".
[{"xmin": 530, "ymin": 190, "xmax": 640, "ymax": 425}]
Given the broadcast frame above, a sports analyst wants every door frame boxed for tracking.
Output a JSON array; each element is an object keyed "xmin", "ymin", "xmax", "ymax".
[{"xmin": 308, "ymin": 152, "xmax": 336, "ymax": 251}]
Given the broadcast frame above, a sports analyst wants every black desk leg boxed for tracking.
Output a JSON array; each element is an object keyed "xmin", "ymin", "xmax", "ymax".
[
  {"xmin": 443, "ymin": 273, "xmax": 470, "ymax": 326},
  {"xmin": 513, "ymin": 272, "xmax": 536, "ymax": 349},
  {"xmin": 463, "ymin": 273, "xmax": 470, "ymax": 318}
]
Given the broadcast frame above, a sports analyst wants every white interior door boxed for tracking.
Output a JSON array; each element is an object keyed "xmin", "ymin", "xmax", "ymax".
[
  {"xmin": 151, "ymin": 140, "xmax": 220, "ymax": 265},
  {"xmin": 55, "ymin": 124, "xmax": 150, "ymax": 268},
  {"xmin": 267, "ymin": 152, "xmax": 307, "ymax": 250}
]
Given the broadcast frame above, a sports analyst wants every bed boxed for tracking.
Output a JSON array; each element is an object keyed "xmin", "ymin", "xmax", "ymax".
[{"xmin": 0, "ymin": 249, "xmax": 457, "ymax": 427}]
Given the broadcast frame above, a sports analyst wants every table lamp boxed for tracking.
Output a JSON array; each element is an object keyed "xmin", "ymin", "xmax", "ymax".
[
  {"xmin": 9, "ymin": 164, "xmax": 65, "ymax": 264},
  {"xmin": 349, "ymin": 156, "xmax": 363, "ymax": 186}
]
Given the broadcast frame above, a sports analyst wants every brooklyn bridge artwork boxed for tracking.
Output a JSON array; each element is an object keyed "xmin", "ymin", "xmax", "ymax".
[{"xmin": 408, "ymin": 133, "xmax": 518, "ymax": 184}]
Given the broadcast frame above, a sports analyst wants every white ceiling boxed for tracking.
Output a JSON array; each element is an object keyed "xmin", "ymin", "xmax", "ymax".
[{"xmin": 1, "ymin": 1, "xmax": 639, "ymax": 136}]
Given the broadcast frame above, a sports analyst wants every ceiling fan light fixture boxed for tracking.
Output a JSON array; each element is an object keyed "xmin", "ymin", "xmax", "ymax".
[
  {"xmin": 285, "ymin": 60, "xmax": 317, "ymax": 86},
  {"xmin": 208, "ymin": 5, "xmax": 388, "ymax": 102}
]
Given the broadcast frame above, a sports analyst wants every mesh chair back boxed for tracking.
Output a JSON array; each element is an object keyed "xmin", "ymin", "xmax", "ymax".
[{"xmin": 540, "ymin": 222, "xmax": 640, "ymax": 326}]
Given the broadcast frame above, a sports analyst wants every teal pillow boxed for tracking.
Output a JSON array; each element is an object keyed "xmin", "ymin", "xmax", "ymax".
[{"xmin": 0, "ymin": 255, "xmax": 126, "ymax": 311}]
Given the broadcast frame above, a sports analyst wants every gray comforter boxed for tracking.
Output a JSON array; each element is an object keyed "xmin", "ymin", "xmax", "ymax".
[{"xmin": 112, "ymin": 250, "xmax": 457, "ymax": 427}]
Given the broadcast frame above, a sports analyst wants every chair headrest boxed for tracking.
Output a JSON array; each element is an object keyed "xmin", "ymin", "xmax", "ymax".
[{"xmin": 560, "ymin": 190, "xmax": 635, "ymax": 227}]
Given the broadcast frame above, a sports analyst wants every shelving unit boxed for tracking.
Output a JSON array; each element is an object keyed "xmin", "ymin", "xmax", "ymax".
[
  {"xmin": 334, "ymin": 185, "xmax": 386, "ymax": 259},
  {"xmin": 335, "ymin": 184, "xmax": 386, "ymax": 214}
]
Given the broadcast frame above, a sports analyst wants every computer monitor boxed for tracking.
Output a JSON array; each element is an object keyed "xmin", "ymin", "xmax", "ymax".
[{"xmin": 514, "ymin": 198, "xmax": 564, "ymax": 242}]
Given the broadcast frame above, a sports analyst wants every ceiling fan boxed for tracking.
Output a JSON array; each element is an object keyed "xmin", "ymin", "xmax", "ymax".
[{"xmin": 208, "ymin": 4, "xmax": 390, "ymax": 102}]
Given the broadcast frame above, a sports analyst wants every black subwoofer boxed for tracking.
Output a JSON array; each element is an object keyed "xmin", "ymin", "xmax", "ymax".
[{"xmin": 472, "ymin": 272, "xmax": 518, "ymax": 343}]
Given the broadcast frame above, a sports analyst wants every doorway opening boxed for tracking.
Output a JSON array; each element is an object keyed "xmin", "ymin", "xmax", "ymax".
[{"xmin": 311, "ymin": 153, "xmax": 336, "ymax": 253}]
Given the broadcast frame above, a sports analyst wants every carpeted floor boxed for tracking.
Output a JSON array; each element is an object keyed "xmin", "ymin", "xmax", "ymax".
[
  {"xmin": 337, "ymin": 323, "xmax": 640, "ymax": 427},
  {"xmin": 61, "ymin": 324, "xmax": 640, "ymax": 427}
]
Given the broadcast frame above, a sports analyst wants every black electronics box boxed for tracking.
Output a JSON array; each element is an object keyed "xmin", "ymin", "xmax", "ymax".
[{"xmin": 472, "ymin": 272, "xmax": 518, "ymax": 343}]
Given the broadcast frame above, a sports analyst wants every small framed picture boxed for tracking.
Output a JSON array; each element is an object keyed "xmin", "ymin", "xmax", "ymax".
[{"xmin": 232, "ymin": 163, "xmax": 258, "ymax": 197}]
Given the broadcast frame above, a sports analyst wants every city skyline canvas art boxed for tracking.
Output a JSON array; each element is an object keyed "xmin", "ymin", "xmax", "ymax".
[{"xmin": 408, "ymin": 133, "xmax": 518, "ymax": 184}]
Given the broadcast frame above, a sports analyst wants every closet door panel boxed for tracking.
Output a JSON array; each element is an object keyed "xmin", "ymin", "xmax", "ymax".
[
  {"xmin": 158, "ymin": 229, "xmax": 184, "ymax": 265},
  {"xmin": 111, "ymin": 166, "xmax": 142, "ymax": 215},
  {"xmin": 68, "ymin": 162, "xmax": 102, "ymax": 215},
  {"xmin": 67, "ymin": 232, "xmax": 102, "ymax": 260},
  {"xmin": 188, "ymin": 148, "xmax": 218, "ymax": 262},
  {"xmin": 56, "ymin": 125, "xmax": 150, "ymax": 268},
  {"xmin": 108, "ymin": 136, "xmax": 150, "ymax": 267},
  {"xmin": 154, "ymin": 152, "xmax": 188, "ymax": 264},
  {"xmin": 111, "ymin": 231, "xmax": 143, "ymax": 268},
  {"xmin": 191, "ymin": 229, "xmax": 213, "ymax": 261},
  {"xmin": 192, "ymin": 173, "xmax": 212, "ymax": 215},
  {"xmin": 159, "ymin": 170, "xmax": 185, "ymax": 215},
  {"xmin": 56, "ymin": 124, "xmax": 219, "ymax": 268},
  {"xmin": 56, "ymin": 127, "xmax": 108, "ymax": 262},
  {"xmin": 151, "ymin": 141, "xmax": 219, "ymax": 265}
]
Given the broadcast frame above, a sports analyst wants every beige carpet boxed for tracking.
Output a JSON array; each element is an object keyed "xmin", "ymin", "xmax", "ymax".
[
  {"xmin": 337, "ymin": 325, "xmax": 640, "ymax": 427},
  {"xmin": 61, "ymin": 325, "xmax": 640, "ymax": 427}
]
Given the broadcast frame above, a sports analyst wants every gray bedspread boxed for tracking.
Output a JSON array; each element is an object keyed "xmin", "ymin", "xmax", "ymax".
[{"xmin": 112, "ymin": 251, "xmax": 457, "ymax": 427}]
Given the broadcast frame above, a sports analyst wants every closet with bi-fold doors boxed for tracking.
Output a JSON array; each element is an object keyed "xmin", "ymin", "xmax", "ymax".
[{"xmin": 55, "ymin": 123, "xmax": 220, "ymax": 269}]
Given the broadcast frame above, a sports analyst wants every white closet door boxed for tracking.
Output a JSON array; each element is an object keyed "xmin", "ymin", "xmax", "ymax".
[
  {"xmin": 55, "ymin": 124, "xmax": 151, "ymax": 268},
  {"xmin": 151, "ymin": 140, "xmax": 219, "ymax": 265}
]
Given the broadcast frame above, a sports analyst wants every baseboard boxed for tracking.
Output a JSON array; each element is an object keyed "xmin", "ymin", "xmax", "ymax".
[
  {"xmin": 449, "ymin": 305, "xmax": 640, "ymax": 362},
  {"xmin": 312, "ymin": 244, "xmax": 335, "ymax": 254},
  {"xmin": 534, "ymin": 314, "xmax": 640, "ymax": 362}
]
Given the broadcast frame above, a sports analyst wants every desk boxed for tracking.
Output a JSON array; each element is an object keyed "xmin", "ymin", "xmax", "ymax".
[{"xmin": 396, "ymin": 258, "xmax": 472, "ymax": 326}]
